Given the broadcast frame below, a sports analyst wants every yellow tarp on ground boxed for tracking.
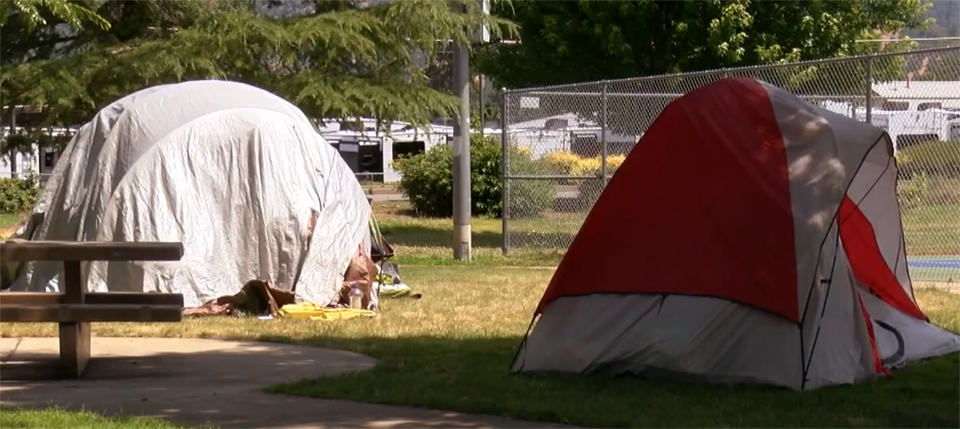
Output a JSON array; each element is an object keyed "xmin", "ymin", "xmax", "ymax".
[{"xmin": 277, "ymin": 302, "xmax": 376, "ymax": 321}]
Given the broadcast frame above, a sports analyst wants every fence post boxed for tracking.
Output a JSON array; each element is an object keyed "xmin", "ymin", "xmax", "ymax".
[
  {"xmin": 500, "ymin": 88, "xmax": 510, "ymax": 254},
  {"xmin": 600, "ymin": 83, "xmax": 609, "ymax": 187},
  {"xmin": 864, "ymin": 55, "xmax": 874, "ymax": 125}
]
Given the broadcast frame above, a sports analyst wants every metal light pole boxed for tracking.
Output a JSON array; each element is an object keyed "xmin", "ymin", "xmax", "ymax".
[
  {"xmin": 451, "ymin": 0, "xmax": 488, "ymax": 261},
  {"xmin": 452, "ymin": 39, "xmax": 472, "ymax": 261}
]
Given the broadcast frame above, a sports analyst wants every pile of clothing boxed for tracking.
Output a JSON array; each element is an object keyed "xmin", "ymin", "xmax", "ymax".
[
  {"xmin": 374, "ymin": 261, "xmax": 416, "ymax": 298},
  {"xmin": 182, "ymin": 278, "xmax": 379, "ymax": 320},
  {"xmin": 182, "ymin": 247, "xmax": 416, "ymax": 320}
]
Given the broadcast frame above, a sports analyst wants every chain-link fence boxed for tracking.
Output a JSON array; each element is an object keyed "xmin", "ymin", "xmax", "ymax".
[{"xmin": 501, "ymin": 45, "xmax": 960, "ymax": 282}]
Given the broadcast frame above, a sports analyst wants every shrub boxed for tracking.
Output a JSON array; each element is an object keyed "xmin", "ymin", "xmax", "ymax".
[
  {"xmin": 0, "ymin": 176, "xmax": 39, "ymax": 214},
  {"xmin": 571, "ymin": 154, "xmax": 627, "ymax": 207},
  {"xmin": 896, "ymin": 140, "xmax": 960, "ymax": 179},
  {"xmin": 544, "ymin": 150, "xmax": 581, "ymax": 175},
  {"xmin": 607, "ymin": 154, "xmax": 627, "ymax": 172},
  {"xmin": 895, "ymin": 140, "xmax": 960, "ymax": 209},
  {"xmin": 507, "ymin": 147, "xmax": 556, "ymax": 218},
  {"xmin": 571, "ymin": 156, "xmax": 602, "ymax": 177},
  {"xmin": 570, "ymin": 154, "xmax": 627, "ymax": 177},
  {"xmin": 393, "ymin": 134, "xmax": 555, "ymax": 218},
  {"xmin": 898, "ymin": 171, "xmax": 930, "ymax": 210},
  {"xmin": 393, "ymin": 142, "xmax": 454, "ymax": 217},
  {"xmin": 545, "ymin": 151, "xmax": 628, "ymax": 178}
]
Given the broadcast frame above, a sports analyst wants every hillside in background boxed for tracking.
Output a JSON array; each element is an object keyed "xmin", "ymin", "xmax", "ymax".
[
  {"xmin": 897, "ymin": 2, "xmax": 959, "ymax": 80},
  {"xmin": 906, "ymin": 1, "xmax": 959, "ymax": 42}
]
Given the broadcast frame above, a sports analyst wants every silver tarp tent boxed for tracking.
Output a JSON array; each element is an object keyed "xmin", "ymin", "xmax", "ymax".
[{"xmin": 10, "ymin": 80, "xmax": 371, "ymax": 308}]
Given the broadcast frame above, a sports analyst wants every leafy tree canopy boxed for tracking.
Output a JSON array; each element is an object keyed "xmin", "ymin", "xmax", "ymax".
[
  {"xmin": 0, "ymin": 0, "xmax": 110, "ymax": 31},
  {"xmin": 1, "ymin": 0, "xmax": 517, "ymax": 132},
  {"xmin": 477, "ymin": 0, "xmax": 931, "ymax": 89}
]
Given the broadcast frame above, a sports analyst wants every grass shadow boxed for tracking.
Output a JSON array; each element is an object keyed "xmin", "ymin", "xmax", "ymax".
[
  {"xmin": 4, "ymin": 268, "xmax": 957, "ymax": 429},
  {"xmin": 380, "ymin": 222, "xmax": 578, "ymax": 252},
  {"xmin": 380, "ymin": 223, "xmax": 503, "ymax": 248},
  {"xmin": 269, "ymin": 335, "xmax": 960, "ymax": 429},
  {"xmin": 5, "ymin": 333, "xmax": 957, "ymax": 428},
  {"xmin": 371, "ymin": 200, "xmax": 580, "ymax": 261},
  {"xmin": 0, "ymin": 338, "xmax": 523, "ymax": 429}
]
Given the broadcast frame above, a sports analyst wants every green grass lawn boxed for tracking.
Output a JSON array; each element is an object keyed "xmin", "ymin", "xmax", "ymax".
[
  {"xmin": 278, "ymin": 287, "xmax": 960, "ymax": 429},
  {"xmin": 0, "ymin": 406, "xmax": 194, "ymax": 429},
  {"xmin": 379, "ymin": 199, "xmax": 959, "ymax": 271},
  {"xmin": 0, "ymin": 212, "xmax": 21, "ymax": 226},
  {"xmin": 372, "ymin": 201, "xmax": 567, "ymax": 267},
  {"xmin": 0, "ymin": 212, "xmax": 25, "ymax": 238},
  {"xmin": 3, "ymin": 263, "xmax": 958, "ymax": 428},
  {"xmin": 902, "ymin": 204, "xmax": 960, "ymax": 257},
  {"xmin": 2, "ymin": 201, "xmax": 959, "ymax": 428}
]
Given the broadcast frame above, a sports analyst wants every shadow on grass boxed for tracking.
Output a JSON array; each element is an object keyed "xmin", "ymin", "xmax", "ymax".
[
  {"xmin": 0, "ymin": 338, "xmax": 521, "ymax": 429},
  {"xmin": 274, "ymin": 335, "xmax": 960, "ymax": 429},
  {"xmin": 381, "ymin": 224, "xmax": 503, "ymax": 248},
  {"xmin": 3, "ymin": 332, "xmax": 959, "ymax": 428},
  {"xmin": 380, "ymin": 223, "xmax": 577, "ymax": 251}
]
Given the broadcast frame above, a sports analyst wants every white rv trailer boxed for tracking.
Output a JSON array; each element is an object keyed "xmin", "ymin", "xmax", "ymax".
[
  {"xmin": 819, "ymin": 100, "xmax": 960, "ymax": 152},
  {"xmin": 317, "ymin": 117, "xmax": 457, "ymax": 183},
  {"xmin": 506, "ymin": 113, "xmax": 639, "ymax": 160}
]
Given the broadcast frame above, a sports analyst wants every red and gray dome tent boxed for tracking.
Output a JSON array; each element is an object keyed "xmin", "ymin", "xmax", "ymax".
[{"xmin": 511, "ymin": 77, "xmax": 960, "ymax": 390}]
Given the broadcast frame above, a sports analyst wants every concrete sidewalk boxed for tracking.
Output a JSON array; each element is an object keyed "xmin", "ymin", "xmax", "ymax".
[{"xmin": 0, "ymin": 337, "xmax": 566, "ymax": 429}]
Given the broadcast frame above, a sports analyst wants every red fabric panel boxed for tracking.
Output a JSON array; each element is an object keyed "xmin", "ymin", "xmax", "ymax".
[
  {"xmin": 858, "ymin": 293, "xmax": 892, "ymax": 376},
  {"xmin": 538, "ymin": 78, "xmax": 800, "ymax": 321},
  {"xmin": 839, "ymin": 196, "xmax": 927, "ymax": 321}
]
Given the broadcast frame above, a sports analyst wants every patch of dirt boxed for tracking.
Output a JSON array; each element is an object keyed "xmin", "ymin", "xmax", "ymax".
[
  {"xmin": 372, "ymin": 200, "xmax": 416, "ymax": 217},
  {"xmin": 0, "ymin": 226, "xmax": 20, "ymax": 241},
  {"xmin": 915, "ymin": 282, "xmax": 960, "ymax": 295}
]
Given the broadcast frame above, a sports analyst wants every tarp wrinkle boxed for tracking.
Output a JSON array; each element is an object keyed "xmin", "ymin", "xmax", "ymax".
[{"xmin": 10, "ymin": 80, "xmax": 370, "ymax": 309}]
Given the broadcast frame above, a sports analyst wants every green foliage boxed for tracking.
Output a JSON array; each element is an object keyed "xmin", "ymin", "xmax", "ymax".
[
  {"xmin": 897, "ymin": 140, "xmax": 960, "ymax": 178},
  {"xmin": 1, "ymin": 0, "xmax": 518, "ymax": 131},
  {"xmin": 469, "ymin": 101, "xmax": 500, "ymax": 129},
  {"xmin": 0, "ymin": 177, "xmax": 40, "ymax": 214},
  {"xmin": 506, "ymin": 147, "xmax": 556, "ymax": 218},
  {"xmin": 0, "ymin": 0, "xmax": 110, "ymax": 31},
  {"xmin": 897, "ymin": 171, "xmax": 959, "ymax": 211},
  {"xmin": 469, "ymin": 134, "xmax": 504, "ymax": 217},
  {"xmin": 779, "ymin": 29, "xmax": 919, "ymax": 97},
  {"xmin": 477, "ymin": 0, "xmax": 929, "ymax": 88},
  {"xmin": 898, "ymin": 170, "xmax": 930, "ymax": 210},
  {"xmin": 393, "ymin": 142, "xmax": 455, "ymax": 217},
  {"xmin": 393, "ymin": 134, "xmax": 554, "ymax": 218},
  {"xmin": 896, "ymin": 140, "xmax": 960, "ymax": 210},
  {"xmin": 0, "ymin": 135, "xmax": 33, "ymax": 158},
  {"xmin": 478, "ymin": 1, "xmax": 928, "ymax": 137}
]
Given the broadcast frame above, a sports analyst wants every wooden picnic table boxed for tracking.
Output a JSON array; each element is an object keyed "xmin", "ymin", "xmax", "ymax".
[{"xmin": 0, "ymin": 241, "xmax": 185, "ymax": 378}]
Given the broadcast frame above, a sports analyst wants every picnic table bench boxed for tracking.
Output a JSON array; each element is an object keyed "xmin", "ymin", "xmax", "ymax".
[{"xmin": 0, "ymin": 241, "xmax": 185, "ymax": 378}]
